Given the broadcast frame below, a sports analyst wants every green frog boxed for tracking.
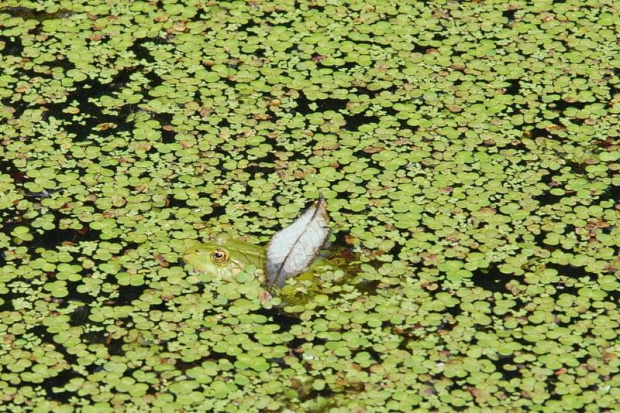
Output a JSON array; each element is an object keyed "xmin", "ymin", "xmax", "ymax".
[
  {"xmin": 183, "ymin": 233, "xmax": 266, "ymax": 281},
  {"xmin": 184, "ymin": 233, "xmax": 355, "ymax": 303}
]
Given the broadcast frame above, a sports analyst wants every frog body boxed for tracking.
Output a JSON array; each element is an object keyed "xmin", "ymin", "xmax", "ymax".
[{"xmin": 184, "ymin": 232, "xmax": 355, "ymax": 298}]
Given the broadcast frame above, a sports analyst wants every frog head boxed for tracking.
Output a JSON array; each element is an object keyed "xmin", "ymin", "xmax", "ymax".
[{"xmin": 183, "ymin": 233, "xmax": 266, "ymax": 279}]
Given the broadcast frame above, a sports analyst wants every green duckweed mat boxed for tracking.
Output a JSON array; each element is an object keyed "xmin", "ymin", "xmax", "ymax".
[{"xmin": 0, "ymin": 0, "xmax": 619, "ymax": 411}]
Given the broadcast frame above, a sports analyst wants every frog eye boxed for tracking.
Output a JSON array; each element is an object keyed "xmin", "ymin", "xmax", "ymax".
[{"xmin": 211, "ymin": 248, "xmax": 229, "ymax": 264}]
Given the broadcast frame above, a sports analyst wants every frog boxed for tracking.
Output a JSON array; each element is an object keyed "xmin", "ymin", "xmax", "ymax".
[
  {"xmin": 183, "ymin": 232, "xmax": 266, "ymax": 281},
  {"xmin": 183, "ymin": 232, "xmax": 357, "ymax": 303}
]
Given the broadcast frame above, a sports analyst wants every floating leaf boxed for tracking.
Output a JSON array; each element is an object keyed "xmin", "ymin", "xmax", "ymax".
[{"xmin": 266, "ymin": 196, "xmax": 330, "ymax": 288}]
